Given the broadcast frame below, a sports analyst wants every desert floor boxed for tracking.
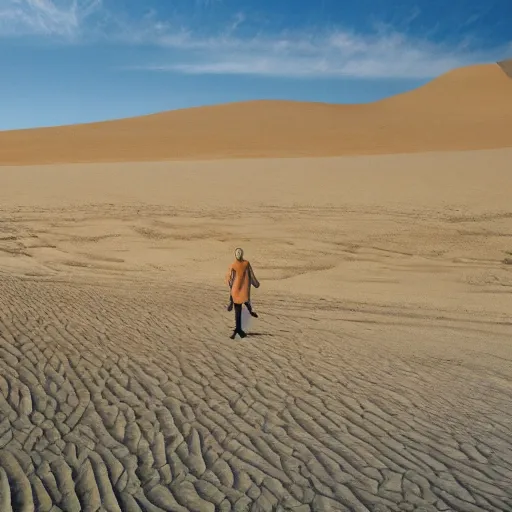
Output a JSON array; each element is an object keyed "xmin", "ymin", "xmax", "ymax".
[{"xmin": 0, "ymin": 148, "xmax": 511, "ymax": 511}]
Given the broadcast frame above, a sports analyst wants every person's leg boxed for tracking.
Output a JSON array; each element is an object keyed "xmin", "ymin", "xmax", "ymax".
[
  {"xmin": 244, "ymin": 301, "xmax": 258, "ymax": 318},
  {"xmin": 235, "ymin": 303, "xmax": 243, "ymax": 333},
  {"xmin": 231, "ymin": 303, "xmax": 246, "ymax": 339}
]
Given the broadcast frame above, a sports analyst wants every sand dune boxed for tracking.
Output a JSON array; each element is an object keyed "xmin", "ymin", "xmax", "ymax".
[
  {"xmin": 499, "ymin": 58, "xmax": 512, "ymax": 77},
  {"xmin": 1, "ymin": 61, "xmax": 512, "ymax": 165},
  {"xmin": 0, "ymin": 150, "xmax": 511, "ymax": 510}
]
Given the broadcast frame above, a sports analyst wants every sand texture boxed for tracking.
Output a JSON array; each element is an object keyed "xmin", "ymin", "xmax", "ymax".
[
  {"xmin": 1, "ymin": 62, "xmax": 512, "ymax": 165},
  {"xmin": 0, "ymin": 149, "xmax": 511, "ymax": 511}
]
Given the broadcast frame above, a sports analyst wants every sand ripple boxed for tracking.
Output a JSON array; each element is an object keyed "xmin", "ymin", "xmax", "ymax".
[{"xmin": 0, "ymin": 276, "xmax": 511, "ymax": 511}]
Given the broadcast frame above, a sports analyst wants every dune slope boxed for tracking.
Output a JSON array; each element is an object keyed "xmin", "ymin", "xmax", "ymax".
[
  {"xmin": 1, "ymin": 61, "xmax": 512, "ymax": 164},
  {"xmin": 499, "ymin": 58, "xmax": 512, "ymax": 78}
]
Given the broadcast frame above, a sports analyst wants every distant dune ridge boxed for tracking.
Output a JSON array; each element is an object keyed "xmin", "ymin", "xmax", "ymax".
[
  {"xmin": 499, "ymin": 58, "xmax": 512, "ymax": 78},
  {"xmin": 1, "ymin": 60, "xmax": 512, "ymax": 165}
]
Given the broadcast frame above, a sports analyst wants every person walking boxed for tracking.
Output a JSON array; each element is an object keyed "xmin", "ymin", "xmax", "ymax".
[{"xmin": 226, "ymin": 248, "xmax": 260, "ymax": 339}]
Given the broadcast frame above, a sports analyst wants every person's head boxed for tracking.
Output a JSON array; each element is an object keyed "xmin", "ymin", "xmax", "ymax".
[{"xmin": 234, "ymin": 247, "xmax": 244, "ymax": 261}]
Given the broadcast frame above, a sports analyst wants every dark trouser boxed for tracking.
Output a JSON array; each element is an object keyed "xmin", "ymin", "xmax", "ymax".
[
  {"xmin": 229, "ymin": 294, "xmax": 253, "ymax": 313},
  {"xmin": 234, "ymin": 303, "xmax": 243, "ymax": 333}
]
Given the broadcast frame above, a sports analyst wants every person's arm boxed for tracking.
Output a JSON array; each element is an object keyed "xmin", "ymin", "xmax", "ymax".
[
  {"xmin": 248, "ymin": 264, "xmax": 260, "ymax": 288},
  {"xmin": 226, "ymin": 267, "xmax": 235, "ymax": 288}
]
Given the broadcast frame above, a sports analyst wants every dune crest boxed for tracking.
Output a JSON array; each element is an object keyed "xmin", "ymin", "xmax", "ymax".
[{"xmin": 1, "ymin": 61, "xmax": 512, "ymax": 164}]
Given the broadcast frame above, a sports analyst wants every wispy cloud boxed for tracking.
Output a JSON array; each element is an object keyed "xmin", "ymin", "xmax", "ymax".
[
  {"xmin": 0, "ymin": 1, "xmax": 510, "ymax": 79},
  {"xmin": 132, "ymin": 29, "xmax": 511, "ymax": 79},
  {"xmin": 0, "ymin": 0, "xmax": 101, "ymax": 37}
]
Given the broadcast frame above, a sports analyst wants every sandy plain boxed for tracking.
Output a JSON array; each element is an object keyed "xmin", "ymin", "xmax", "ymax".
[{"xmin": 0, "ymin": 146, "xmax": 511, "ymax": 511}]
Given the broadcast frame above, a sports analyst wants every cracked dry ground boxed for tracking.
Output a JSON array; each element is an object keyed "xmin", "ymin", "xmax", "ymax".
[{"xmin": 0, "ymin": 276, "xmax": 511, "ymax": 512}]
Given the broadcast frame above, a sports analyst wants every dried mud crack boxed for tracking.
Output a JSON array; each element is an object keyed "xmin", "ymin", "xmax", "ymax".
[{"xmin": 0, "ymin": 275, "xmax": 511, "ymax": 512}]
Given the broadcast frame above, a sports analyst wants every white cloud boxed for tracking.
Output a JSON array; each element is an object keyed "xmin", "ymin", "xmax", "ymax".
[
  {"xmin": 138, "ymin": 29, "xmax": 509, "ymax": 79},
  {"xmin": 0, "ymin": 1, "xmax": 509, "ymax": 79},
  {"xmin": 0, "ymin": 0, "xmax": 101, "ymax": 37}
]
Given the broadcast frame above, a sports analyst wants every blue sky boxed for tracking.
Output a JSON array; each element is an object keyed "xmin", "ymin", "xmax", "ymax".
[{"xmin": 0, "ymin": 0, "xmax": 511, "ymax": 130}]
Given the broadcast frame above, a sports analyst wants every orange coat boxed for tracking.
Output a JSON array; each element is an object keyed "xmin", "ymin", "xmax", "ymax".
[{"xmin": 226, "ymin": 260, "xmax": 260, "ymax": 304}]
